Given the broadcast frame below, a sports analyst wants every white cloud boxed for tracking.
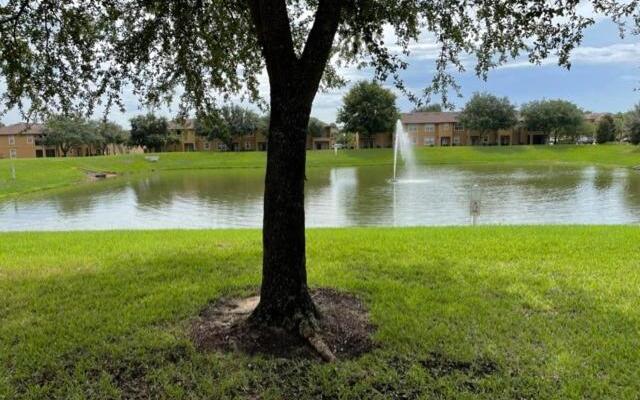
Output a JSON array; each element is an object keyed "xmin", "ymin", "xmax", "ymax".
[{"xmin": 498, "ymin": 42, "xmax": 640, "ymax": 69}]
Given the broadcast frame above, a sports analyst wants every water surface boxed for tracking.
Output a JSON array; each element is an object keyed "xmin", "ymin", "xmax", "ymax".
[{"xmin": 1, "ymin": 165, "xmax": 639, "ymax": 231}]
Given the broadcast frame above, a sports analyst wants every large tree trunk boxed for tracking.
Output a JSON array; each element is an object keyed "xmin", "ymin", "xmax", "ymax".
[
  {"xmin": 248, "ymin": 0, "xmax": 342, "ymax": 330},
  {"xmin": 251, "ymin": 86, "xmax": 316, "ymax": 327}
]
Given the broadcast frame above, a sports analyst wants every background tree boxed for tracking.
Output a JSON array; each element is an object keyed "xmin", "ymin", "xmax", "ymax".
[
  {"xmin": 458, "ymin": 93, "xmax": 517, "ymax": 143},
  {"xmin": 308, "ymin": 117, "xmax": 327, "ymax": 137},
  {"xmin": 520, "ymin": 100, "xmax": 584, "ymax": 144},
  {"xmin": 129, "ymin": 114, "xmax": 175, "ymax": 152},
  {"xmin": 596, "ymin": 115, "xmax": 616, "ymax": 144},
  {"xmin": 574, "ymin": 120, "xmax": 596, "ymax": 143},
  {"xmin": 44, "ymin": 115, "xmax": 87, "ymax": 157},
  {"xmin": 1, "ymin": 0, "xmax": 637, "ymax": 349},
  {"xmin": 335, "ymin": 130, "xmax": 357, "ymax": 149},
  {"xmin": 97, "ymin": 121, "xmax": 128, "ymax": 155},
  {"xmin": 81, "ymin": 120, "xmax": 106, "ymax": 156},
  {"xmin": 195, "ymin": 113, "xmax": 232, "ymax": 150},
  {"xmin": 196, "ymin": 105, "xmax": 261, "ymax": 150},
  {"xmin": 613, "ymin": 112, "xmax": 628, "ymax": 142},
  {"xmin": 412, "ymin": 104, "xmax": 442, "ymax": 112},
  {"xmin": 222, "ymin": 105, "xmax": 261, "ymax": 149},
  {"xmin": 625, "ymin": 104, "xmax": 640, "ymax": 145},
  {"xmin": 337, "ymin": 81, "xmax": 398, "ymax": 149}
]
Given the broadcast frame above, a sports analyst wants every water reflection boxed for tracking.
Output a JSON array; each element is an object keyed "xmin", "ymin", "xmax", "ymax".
[{"xmin": 1, "ymin": 165, "xmax": 639, "ymax": 231}]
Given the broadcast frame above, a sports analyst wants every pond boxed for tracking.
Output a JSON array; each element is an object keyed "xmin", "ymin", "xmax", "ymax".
[{"xmin": 1, "ymin": 165, "xmax": 639, "ymax": 231}]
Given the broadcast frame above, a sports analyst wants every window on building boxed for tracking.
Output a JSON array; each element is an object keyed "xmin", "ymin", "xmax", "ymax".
[
  {"xmin": 407, "ymin": 124, "xmax": 418, "ymax": 132},
  {"xmin": 245, "ymin": 141, "xmax": 252, "ymax": 150},
  {"xmin": 425, "ymin": 124, "xmax": 435, "ymax": 133},
  {"xmin": 441, "ymin": 123, "xmax": 451, "ymax": 131},
  {"xmin": 8, "ymin": 135, "xmax": 15, "ymax": 145},
  {"xmin": 27, "ymin": 136, "xmax": 34, "ymax": 144},
  {"xmin": 204, "ymin": 141, "xmax": 210, "ymax": 150},
  {"xmin": 453, "ymin": 136, "xmax": 461, "ymax": 145},
  {"xmin": 424, "ymin": 136, "xmax": 435, "ymax": 146},
  {"xmin": 454, "ymin": 123, "xmax": 464, "ymax": 132},
  {"xmin": 9, "ymin": 149, "xmax": 17, "ymax": 158}
]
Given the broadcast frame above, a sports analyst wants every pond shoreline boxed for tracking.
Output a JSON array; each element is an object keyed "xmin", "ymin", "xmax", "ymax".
[{"xmin": 1, "ymin": 145, "xmax": 639, "ymax": 201}]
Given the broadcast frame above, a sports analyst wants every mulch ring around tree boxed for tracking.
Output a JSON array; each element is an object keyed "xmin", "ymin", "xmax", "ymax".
[{"xmin": 190, "ymin": 288, "xmax": 376, "ymax": 361}]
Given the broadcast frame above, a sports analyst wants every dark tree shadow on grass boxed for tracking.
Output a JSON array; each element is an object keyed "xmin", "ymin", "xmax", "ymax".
[{"xmin": 2, "ymin": 248, "xmax": 639, "ymax": 399}]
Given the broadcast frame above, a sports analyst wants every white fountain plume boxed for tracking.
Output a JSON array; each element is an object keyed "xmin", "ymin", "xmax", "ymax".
[{"xmin": 392, "ymin": 119, "xmax": 417, "ymax": 181}]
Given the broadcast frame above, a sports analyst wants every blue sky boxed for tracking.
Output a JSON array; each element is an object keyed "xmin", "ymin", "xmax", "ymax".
[
  {"xmin": 311, "ymin": 17, "xmax": 640, "ymax": 123},
  {"xmin": 2, "ymin": 15, "xmax": 640, "ymax": 127}
]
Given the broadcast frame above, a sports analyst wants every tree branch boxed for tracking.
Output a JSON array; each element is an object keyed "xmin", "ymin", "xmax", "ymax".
[
  {"xmin": 299, "ymin": 0, "xmax": 343, "ymax": 95},
  {"xmin": 247, "ymin": 0, "xmax": 297, "ymax": 81},
  {"xmin": 0, "ymin": 0, "xmax": 30, "ymax": 27}
]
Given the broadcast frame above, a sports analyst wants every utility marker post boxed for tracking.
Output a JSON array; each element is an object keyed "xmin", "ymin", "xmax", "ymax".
[{"xmin": 470, "ymin": 184, "xmax": 481, "ymax": 226}]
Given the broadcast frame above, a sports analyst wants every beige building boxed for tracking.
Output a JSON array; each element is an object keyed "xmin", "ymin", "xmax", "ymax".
[
  {"xmin": 0, "ymin": 122, "xmax": 139, "ymax": 159},
  {"xmin": 401, "ymin": 112, "xmax": 550, "ymax": 146},
  {"xmin": 168, "ymin": 119, "xmax": 269, "ymax": 152},
  {"xmin": 308, "ymin": 124, "xmax": 339, "ymax": 150},
  {"xmin": 169, "ymin": 119, "xmax": 336, "ymax": 152},
  {"xmin": 0, "ymin": 123, "xmax": 59, "ymax": 159}
]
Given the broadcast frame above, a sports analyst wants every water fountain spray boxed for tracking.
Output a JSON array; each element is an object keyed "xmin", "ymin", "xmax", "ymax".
[{"xmin": 392, "ymin": 120, "xmax": 417, "ymax": 182}]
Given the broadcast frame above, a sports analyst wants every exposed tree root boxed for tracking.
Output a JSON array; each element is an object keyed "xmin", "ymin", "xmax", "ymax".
[
  {"xmin": 191, "ymin": 288, "xmax": 375, "ymax": 361},
  {"xmin": 299, "ymin": 318, "xmax": 336, "ymax": 362}
]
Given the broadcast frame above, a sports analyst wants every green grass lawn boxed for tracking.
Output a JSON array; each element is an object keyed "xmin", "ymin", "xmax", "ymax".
[
  {"xmin": 1, "ymin": 227, "xmax": 639, "ymax": 399},
  {"xmin": 1, "ymin": 144, "xmax": 638, "ymax": 199}
]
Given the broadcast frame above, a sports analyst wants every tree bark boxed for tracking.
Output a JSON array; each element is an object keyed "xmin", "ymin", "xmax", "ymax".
[
  {"xmin": 250, "ymin": 85, "xmax": 317, "ymax": 327},
  {"xmin": 247, "ymin": 0, "xmax": 342, "ymax": 329}
]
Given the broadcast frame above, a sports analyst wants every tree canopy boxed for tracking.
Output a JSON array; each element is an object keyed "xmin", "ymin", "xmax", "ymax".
[
  {"xmin": 308, "ymin": 117, "xmax": 328, "ymax": 138},
  {"xmin": 42, "ymin": 115, "xmax": 126, "ymax": 156},
  {"xmin": 458, "ymin": 93, "xmax": 517, "ymax": 138},
  {"xmin": 520, "ymin": 100, "xmax": 584, "ymax": 143},
  {"xmin": 44, "ymin": 115, "xmax": 88, "ymax": 157},
  {"xmin": 596, "ymin": 115, "xmax": 616, "ymax": 144},
  {"xmin": 625, "ymin": 104, "xmax": 640, "ymax": 145},
  {"xmin": 1, "ymin": 1, "xmax": 636, "ymax": 120},
  {"xmin": 195, "ymin": 105, "xmax": 263, "ymax": 149},
  {"xmin": 129, "ymin": 114, "xmax": 176, "ymax": 152},
  {"xmin": 337, "ymin": 81, "xmax": 398, "ymax": 143}
]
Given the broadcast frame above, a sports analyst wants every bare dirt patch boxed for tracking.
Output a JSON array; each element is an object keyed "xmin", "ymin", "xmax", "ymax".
[
  {"xmin": 86, "ymin": 171, "xmax": 118, "ymax": 181},
  {"xmin": 190, "ymin": 288, "xmax": 376, "ymax": 361}
]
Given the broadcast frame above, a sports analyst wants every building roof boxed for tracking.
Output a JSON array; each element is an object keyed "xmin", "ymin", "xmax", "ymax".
[
  {"xmin": 400, "ymin": 112, "xmax": 461, "ymax": 124},
  {"xmin": 583, "ymin": 112, "xmax": 609, "ymax": 123},
  {"xmin": 0, "ymin": 123, "xmax": 45, "ymax": 136}
]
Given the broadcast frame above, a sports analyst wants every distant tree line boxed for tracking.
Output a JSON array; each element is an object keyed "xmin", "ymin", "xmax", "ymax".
[
  {"xmin": 336, "ymin": 81, "xmax": 640, "ymax": 146},
  {"xmin": 44, "ymin": 115, "xmax": 128, "ymax": 157},
  {"xmin": 129, "ymin": 106, "xmax": 331, "ymax": 152},
  {"xmin": 36, "ymin": 87, "xmax": 640, "ymax": 157}
]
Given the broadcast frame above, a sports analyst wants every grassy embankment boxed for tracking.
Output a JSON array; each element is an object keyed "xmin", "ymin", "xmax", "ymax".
[
  {"xmin": 0, "ymin": 144, "xmax": 638, "ymax": 199},
  {"xmin": 1, "ymin": 227, "xmax": 639, "ymax": 399}
]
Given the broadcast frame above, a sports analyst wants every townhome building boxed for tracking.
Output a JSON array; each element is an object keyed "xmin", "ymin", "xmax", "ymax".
[
  {"xmin": 169, "ymin": 119, "xmax": 335, "ymax": 152},
  {"xmin": 0, "ymin": 122, "xmax": 140, "ymax": 159},
  {"xmin": 401, "ymin": 112, "xmax": 559, "ymax": 146},
  {"xmin": 0, "ymin": 123, "xmax": 58, "ymax": 159}
]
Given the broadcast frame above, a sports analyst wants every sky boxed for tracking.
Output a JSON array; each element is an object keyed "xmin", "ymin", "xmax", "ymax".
[{"xmin": 2, "ymin": 12, "xmax": 640, "ymax": 128}]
